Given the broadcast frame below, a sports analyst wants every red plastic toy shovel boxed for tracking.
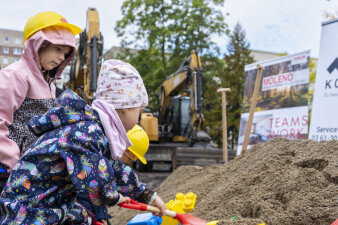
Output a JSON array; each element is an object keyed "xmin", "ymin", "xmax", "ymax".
[{"xmin": 119, "ymin": 199, "xmax": 207, "ymax": 225}]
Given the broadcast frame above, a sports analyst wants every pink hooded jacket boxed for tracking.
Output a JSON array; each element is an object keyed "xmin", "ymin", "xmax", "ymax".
[{"xmin": 0, "ymin": 26, "xmax": 76, "ymax": 170}]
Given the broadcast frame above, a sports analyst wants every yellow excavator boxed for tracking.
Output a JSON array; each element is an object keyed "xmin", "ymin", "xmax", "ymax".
[
  {"xmin": 141, "ymin": 50, "xmax": 210, "ymax": 144},
  {"xmin": 138, "ymin": 50, "xmax": 220, "ymax": 171},
  {"xmin": 67, "ymin": 8, "xmax": 103, "ymax": 103}
]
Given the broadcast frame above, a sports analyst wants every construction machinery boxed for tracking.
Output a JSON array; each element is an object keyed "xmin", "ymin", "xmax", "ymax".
[
  {"xmin": 141, "ymin": 50, "xmax": 210, "ymax": 144},
  {"xmin": 66, "ymin": 8, "xmax": 103, "ymax": 103},
  {"xmin": 138, "ymin": 50, "xmax": 225, "ymax": 171}
]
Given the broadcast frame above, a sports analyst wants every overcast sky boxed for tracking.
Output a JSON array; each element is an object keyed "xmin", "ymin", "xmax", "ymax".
[{"xmin": 0, "ymin": 0, "xmax": 337, "ymax": 57}]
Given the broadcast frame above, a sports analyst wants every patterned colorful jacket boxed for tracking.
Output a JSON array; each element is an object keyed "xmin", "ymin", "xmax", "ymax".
[
  {"xmin": 0, "ymin": 27, "xmax": 76, "ymax": 171},
  {"xmin": 0, "ymin": 89, "xmax": 146, "ymax": 224}
]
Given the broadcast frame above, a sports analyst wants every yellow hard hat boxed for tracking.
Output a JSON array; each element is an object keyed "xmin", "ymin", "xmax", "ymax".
[
  {"xmin": 23, "ymin": 11, "xmax": 82, "ymax": 43},
  {"xmin": 127, "ymin": 125, "xmax": 149, "ymax": 164}
]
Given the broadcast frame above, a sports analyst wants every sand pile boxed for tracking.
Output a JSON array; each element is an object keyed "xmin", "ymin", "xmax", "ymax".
[{"xmin": 109, "ymin": 139, "xmax": 337, "ymax": 225}]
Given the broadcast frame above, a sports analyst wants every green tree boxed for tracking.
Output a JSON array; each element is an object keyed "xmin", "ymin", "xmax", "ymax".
[
  {"xmin": 115, "ymin": 0, "xmax": 171, "ymax": 69},
  {"xmin": 202, "ymin": 56, "xmax": 225, "ymax": 146},
  {"xmin": 222, "ymin": 23, "xmax": 254, "ymax": 149},
  {"xmin": 113, "ymin": 0, "xmax": 228, "ymax": 113}
]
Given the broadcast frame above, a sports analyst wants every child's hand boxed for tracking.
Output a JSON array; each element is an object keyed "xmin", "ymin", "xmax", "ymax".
[
  {"xmin": 118, "ymin": 194, "xmax": 131, "ymax": 204},
  {"xmin": 152, "ymin": 196, "xmax": 166, "ymax": 217}
]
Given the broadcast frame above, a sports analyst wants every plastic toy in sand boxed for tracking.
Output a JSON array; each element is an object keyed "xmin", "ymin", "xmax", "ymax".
[
  {"xmin": 119, "ymin": 198, "xmax": 206, "ymax": 225},
  {"xmin": 162, "ymin": 192, "xmax": 197, "ymax": 225},
  {"xmin": 127, "ymin": 213, "xmax": 162, "ymax": 225}
]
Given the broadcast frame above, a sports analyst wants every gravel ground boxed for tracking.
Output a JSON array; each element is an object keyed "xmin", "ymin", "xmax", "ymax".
[{"xmin": 109, "ymin": 138, "xmax": 338, "ymax": 225}]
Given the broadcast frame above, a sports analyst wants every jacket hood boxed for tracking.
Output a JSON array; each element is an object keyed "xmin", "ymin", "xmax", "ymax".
[
  {"xmin": 29, "ymin": 89, "xmax": 99, "ymax": 135},
  {"xmin": 22, "ymin": 26, "xmax": 76, "ymax": 79}
]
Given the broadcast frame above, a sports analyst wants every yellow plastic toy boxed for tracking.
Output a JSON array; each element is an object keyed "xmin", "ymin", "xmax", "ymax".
[
  {"xmin": 175, "ymin": 192, "xmax": 197, "ymax": 213},
  {"xmin": 161, "ymin": 192, "xmax": 197, "ymax": 225},
  {"xmin": 207, "ymin": 221, "xmax": 218, "ymax": 225},
  {"xmin": 205, "ymin": 220, "xmax": 264, "ymax": 225}
]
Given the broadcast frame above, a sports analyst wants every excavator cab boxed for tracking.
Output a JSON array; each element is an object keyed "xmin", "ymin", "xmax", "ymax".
[
  {"xmin": 170, "ymin": 96, "xmax": 190, "ymax": 141},
  {"xmin": 140, "ymin": 50, "xmax": 209, "ymax": 144}
]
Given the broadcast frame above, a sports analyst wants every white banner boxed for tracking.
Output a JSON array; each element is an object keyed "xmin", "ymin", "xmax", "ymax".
[
  {"xmin": 309, "ymin": 19, "xmax": 338, "ymax": 141},
  {"xmin": 237, "ymin": 51, "xmax": 310, "ymax": 155},
  {"xmin": 238, "ymin": 106, "xmax": 308, "ymax": 147},
  {"xmin": 262, "ymin": 69, "xmax": 309, "ymax": 91}
]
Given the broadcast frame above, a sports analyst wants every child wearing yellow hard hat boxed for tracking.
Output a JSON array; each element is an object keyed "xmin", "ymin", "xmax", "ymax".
[
  {"xmin": 0, "ymin": 60, "xmax": 166, "ymax": 225},
  {"xmin": 81, "ymin": 125, "xmax": 167, "ymax": 224},
  {"xmin": 121, "ymin": 125, "xmax": 166, "ymax": 220},
  {"xmin": 0, "ymin": 11, "xmax": 81, "ymax": 193},
  {"xmin": 122, "ymin": 124, "xmax": 149, "ymax": 165}
]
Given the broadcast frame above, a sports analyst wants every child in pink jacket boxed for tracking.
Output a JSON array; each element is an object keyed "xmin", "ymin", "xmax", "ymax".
[
  {"xmin": 0, "ymin": 11, "xmax": 81, "ymax": 191},
  {"xmin": 0, "ymin": 60, "xmax": 166, "ymax": 225}
]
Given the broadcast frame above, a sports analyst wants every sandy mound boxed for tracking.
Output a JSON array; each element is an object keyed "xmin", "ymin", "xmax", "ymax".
[{"xmin": 109, "ymin": 139, "xmax": 337, "ymax": 225}]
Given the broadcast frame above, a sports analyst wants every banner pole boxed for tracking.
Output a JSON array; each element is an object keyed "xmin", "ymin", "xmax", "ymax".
[
  {"xmin": 217, "ymin": 88, "xmax": 231, "ymax": 163},
  {"xmin": 241, "ymin": 64, "xmax": 264, "ymax": 153}
]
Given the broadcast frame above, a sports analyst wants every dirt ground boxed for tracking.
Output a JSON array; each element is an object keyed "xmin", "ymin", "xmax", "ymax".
[
  {"xmin": 108, "ymin": 139, "xmax": 337, "ymax": 225},
  {"xmin": 136, "ymin": 171, "xmax": 171, "ymax": 190}
]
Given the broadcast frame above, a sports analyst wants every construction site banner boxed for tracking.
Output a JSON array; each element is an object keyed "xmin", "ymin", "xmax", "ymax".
[
  {"xmin": 237, "ymin": 51, "xmax": 310, "ymax": 155},
  {"xmin": 309, "ymin": 19, "xmax": 338, "ymax": 141}
]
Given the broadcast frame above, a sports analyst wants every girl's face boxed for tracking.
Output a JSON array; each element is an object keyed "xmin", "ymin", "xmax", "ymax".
[
  {"xmin": 39, "ymin": 44, "xmax": 72, "ymax": 71},
  {"xmin": 117, "ymin": 107, "xmax": 144, "ymax": 132}
]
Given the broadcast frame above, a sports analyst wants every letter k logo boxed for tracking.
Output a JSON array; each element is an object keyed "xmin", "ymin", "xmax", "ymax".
[{"xmin": 327, "ymin": 57, "xmax": 338, "ymax": 74}]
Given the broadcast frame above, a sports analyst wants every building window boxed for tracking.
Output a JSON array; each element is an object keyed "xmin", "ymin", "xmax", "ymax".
[
  {"xmin": 14, "ymin": 58, "xmax": 20, "ymax": 62},
  {"xmin": 3, "ymin": 47, "xmax": 9, "ymax": 54},
  {"xmin": 4, "ymin": 36, "xmax": 9, "ymax": 43},
  {"xmin": 13, "ymin": 48, "xmax": 21, "ymax": 55},
  {"xmin": 14, "ymin": 38, "xmax": 21, "ymax": 44},
  {"xmin": 3, "ymin": 58, "xmax": 8, "ymax": 64}
]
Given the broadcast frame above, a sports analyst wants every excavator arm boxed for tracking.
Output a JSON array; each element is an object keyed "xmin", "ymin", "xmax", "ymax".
[
  {"xmin": 67, "ymin": 8, "xmax": 103, "ymax": 103},
  {"xmin": 187, "ymin": 50, "xmax": 204, "ymax": 136},
  {"xmin": 160, "ymin": 71, "xmax": 187, "ymax": 121}
]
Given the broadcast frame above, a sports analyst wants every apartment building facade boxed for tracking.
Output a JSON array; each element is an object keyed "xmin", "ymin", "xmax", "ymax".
[{"xmin": 0, "ymin": 28, "xmax": 23, "ymax": 69}]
